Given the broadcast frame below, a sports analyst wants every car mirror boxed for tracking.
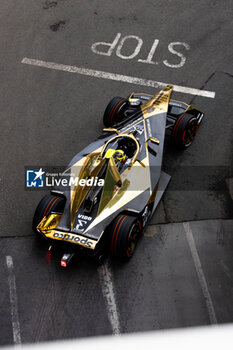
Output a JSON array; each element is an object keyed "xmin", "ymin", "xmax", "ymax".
[
  {"xmin": 103, "ymin": 128, "xmax": 119, "ymax": 135},
  {"xmin": 146, "ymin": 136, "xmax": 160, "ymax": 145}
]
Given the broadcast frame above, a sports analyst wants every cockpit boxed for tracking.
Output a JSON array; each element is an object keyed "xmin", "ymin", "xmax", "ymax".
[{"xmin": 101, "ymin": 134, "xmax": 139, "ymax": 172}]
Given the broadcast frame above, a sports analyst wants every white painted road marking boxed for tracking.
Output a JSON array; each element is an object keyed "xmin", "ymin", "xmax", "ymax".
[
  {"xmin": 98, "ymin": 259, "xmax": 120, "ymax": 335},
  {"xmin": 116, "ymin": 35, "xmax": 143, "ymax": 60},
  {"xmin": 91, "ymin": 33, "xmax": 190, "ymax": 68},
  {"xmin": 183, "ymin": 223, "xmax": 218, "ymax": 325},
  {"xmin": 91, "ymin": 33, "xmax": 122, "ymax": 57},
  {"xmin": 163, "ymin": 42, "xmax": 190, "ymax": 68},
  {"xmin": 138, "ymin": 39, "xmax": 159, "ymax": 64},
  {"xmin": 21, "ymin": 57, "xmax": 216, "ymax": 98},
  {"xmin": 6, "ymin": 256, "xmax": 22, "ymax": 345}
]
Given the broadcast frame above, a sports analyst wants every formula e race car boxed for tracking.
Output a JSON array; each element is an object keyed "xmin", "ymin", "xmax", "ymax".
[{"xmin": 33, "ymin": 85, "xmax": 204, "ymax": 267}]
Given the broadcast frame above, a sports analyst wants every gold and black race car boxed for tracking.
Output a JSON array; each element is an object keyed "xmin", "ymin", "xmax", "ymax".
[{"xmin": 33, "ymin": 85, "xmax": 204, "ymax": 267}]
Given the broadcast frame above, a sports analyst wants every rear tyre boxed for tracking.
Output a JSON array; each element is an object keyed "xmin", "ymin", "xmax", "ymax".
[
  {"xmin": 110, "ymin": 215, "xmax": 142, "ymax": 259},
  {"xmin": 103, "ymin": 97, "xmax": 128, "ymax": 127},
  {"xmin": 32, "ymin": 194, "xmax": 66, "ymax": 234},
  {"xmin": 171, "ymin": 114, "xmax": 198, "ymax": 149}
]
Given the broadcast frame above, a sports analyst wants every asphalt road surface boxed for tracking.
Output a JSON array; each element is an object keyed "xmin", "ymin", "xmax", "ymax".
[{"xmin": 0, "ymin": 0, "xmax": 233, "ymax": 346}]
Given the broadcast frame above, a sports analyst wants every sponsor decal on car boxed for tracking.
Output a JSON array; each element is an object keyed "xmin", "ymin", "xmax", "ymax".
[
  {"xmin": 142, "ymin": 206, "xmax": 151, "ymax": 227},
  {"xmin": 146, "ymin": 120, "xmax": 152, "ymax": 137},
  {"xmin": 77, "ymin": 214, "xmax": 92, "ymax": 221},
  {"xmin": 46, "ymin": 231, "xmax": 96, "ymax": 249}
]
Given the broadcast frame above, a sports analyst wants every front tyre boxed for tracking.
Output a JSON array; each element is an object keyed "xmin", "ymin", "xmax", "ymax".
[
  {"xmin": 110, "ymin": 215, "xmax": 142, "ymax": 259},
  {"xmin": 32, "ymin": 194, "xmax": 66, "ymax": 234},
  {"xmin": 171, "ymin": 114, "xmax": 199, "ymax": 149},
  {"xmin": 103, "ymin": 97, "xmax": 128, "ymax": 127}
]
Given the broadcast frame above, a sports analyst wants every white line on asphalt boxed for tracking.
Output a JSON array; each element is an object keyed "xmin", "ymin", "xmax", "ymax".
[
  {"xmin": 183, "ymin": 223, "xmax": 218, "ymax": 325},
  {"xmin": 98, "ymin": 259, "xmax": 120, "ymax": 335},
  {"xmin": 21, "ymin": 57, "xmax": 216, "ymax": 98},
  {"xmin": 6, "ymin": 256, "xmax": 22, "ymax": 345}
]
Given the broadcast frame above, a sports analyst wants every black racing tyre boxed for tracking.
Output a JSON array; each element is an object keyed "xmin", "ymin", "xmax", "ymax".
[
  {"xmin": 171, "ymin": 114, "xmax": 199, "ymax": 149},
  {"xmin": 110, "ymin": 215, "xmax": 142, "ymax": 259},
  {"xmin": 32, "ymin": 194, "xmax": 66, "ymax": 233},
  {"xmin": 103, "ymin": 97, "xmax": 128, "ymax": 127}
]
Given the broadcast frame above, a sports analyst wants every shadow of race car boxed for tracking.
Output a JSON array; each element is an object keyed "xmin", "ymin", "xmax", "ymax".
[{"xmin": 33, "ymin": 85, "xmax": 204, "ymax": 267}]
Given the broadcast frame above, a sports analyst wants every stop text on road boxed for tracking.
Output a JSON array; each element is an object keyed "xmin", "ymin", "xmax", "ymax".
[{"xmin": 91, "ymin": 33, "xmax": 190, "ymax": 68}]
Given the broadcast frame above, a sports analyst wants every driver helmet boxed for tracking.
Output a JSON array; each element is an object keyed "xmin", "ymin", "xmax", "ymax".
[{"xmin": 114, "ymin": 149, "xmax": 126, "ymax": 163}]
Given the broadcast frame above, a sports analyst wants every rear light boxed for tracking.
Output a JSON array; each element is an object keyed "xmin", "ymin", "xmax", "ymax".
[
  {"xmin": 60, "ymin": 253, "xmax": 75, "ymax": 267},
  {"xmin": 61, "ymin": 260, "xmax": 67, "ymax": 267}
]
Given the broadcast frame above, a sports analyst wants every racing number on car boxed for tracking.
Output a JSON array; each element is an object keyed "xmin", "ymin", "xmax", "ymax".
[
  {"xmin": 91, "ymin": 33, "xmax": 190, "ymax": 68},
  {"xmin": 75, "ymin": 215, "xmax": 92, "ymax": 232},
  {"xmin": 76, "ymin": 219, "xmax": 87, "ymax": 232}
]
